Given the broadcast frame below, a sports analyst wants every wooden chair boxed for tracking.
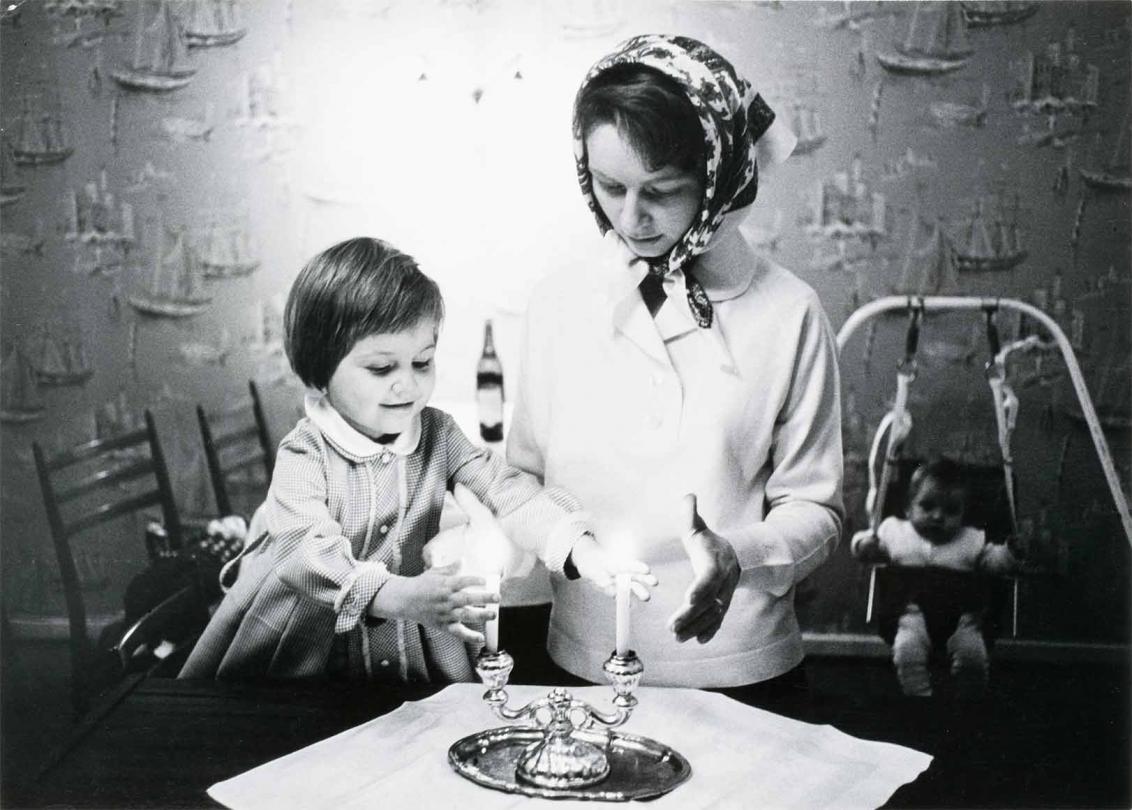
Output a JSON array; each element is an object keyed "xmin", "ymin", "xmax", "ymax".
[
  {"xmin": 197, "ymin": 380, "xmax": 275, "ymax": 518},
  {"xmin": 32, "ymin": 410, "xmax": 184, "ymax": 716}
]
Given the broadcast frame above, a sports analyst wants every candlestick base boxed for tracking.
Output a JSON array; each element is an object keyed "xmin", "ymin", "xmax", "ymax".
[
  {"xmin": 515, "ymin": 689, "xmax": 611, "ymax": 789},
  {"xmin": 448, "ymin": 648, "xmax": 691, "ymax": 800},
  {"xmin": 449, "ymin": 726, "xmax": 691, "ymax": 801}
]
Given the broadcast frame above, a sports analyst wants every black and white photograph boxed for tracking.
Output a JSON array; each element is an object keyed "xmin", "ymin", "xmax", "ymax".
[{"xmin": 1, "ymin": 1, "xmax": 1129, "ymax": 807}]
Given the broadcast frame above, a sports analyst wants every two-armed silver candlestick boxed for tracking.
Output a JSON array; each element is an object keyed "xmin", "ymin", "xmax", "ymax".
[{"xmin": 448, "ymin": 647, "xmax": 690, "ymax": 801}]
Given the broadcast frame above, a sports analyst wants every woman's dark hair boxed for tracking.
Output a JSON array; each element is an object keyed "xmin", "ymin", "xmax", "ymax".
[
  {"xmin": 283, "ymin": 237, "xmax": 443, "ymax": 390},
  {"xmin": 575, "ymin": 64, "xmax": 705, "ymax": 177}
]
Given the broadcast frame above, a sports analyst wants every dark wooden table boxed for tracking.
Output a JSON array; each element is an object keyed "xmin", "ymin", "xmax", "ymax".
[{"xmin": 16, "ymin": 667, "xmax": 1130, "ymax": 809}]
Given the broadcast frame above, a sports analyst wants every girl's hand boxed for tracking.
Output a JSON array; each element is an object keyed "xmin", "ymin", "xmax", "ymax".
[
  {"xmin": 369, "ymin": 562, "xmax": 499, "ymax": 645},
  {"xmin": 570, "ymin": 533, "xmax": 656, "ymax": 601},
  {"xmin": 668, "ymin": 494, "xmax": 739, "ymax": 644}
]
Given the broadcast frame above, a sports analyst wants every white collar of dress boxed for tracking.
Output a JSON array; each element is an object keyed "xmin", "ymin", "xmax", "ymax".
[{"xmin": 304, "ymin": 392, "xmax": 421, "ymax": 460}]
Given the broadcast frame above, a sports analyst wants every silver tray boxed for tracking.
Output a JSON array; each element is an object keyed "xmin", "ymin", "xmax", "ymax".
[{"xmin": 448, "ymin": 726, "xmax": 691, "ymax": 801}]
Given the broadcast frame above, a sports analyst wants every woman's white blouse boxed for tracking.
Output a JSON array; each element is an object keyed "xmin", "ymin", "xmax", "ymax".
[{"xmin": 507, "ymin": 231, "xmax": 845, "ymax": 687}]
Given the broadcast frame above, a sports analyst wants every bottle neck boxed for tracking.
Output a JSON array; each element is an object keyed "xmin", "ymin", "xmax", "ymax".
[{"xmin": 482, "ymin": 322, "xmax": 496, "ymax": 356}]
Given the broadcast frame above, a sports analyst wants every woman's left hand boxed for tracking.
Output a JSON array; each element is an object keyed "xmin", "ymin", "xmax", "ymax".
[{"xmin": 668, "ymin": 494, "xmax": 739, "ymax": 644}]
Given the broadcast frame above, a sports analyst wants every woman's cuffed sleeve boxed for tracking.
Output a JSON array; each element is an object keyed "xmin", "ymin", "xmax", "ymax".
[
  {"xmin": 731, "ymin": 297, "xmax": 845, "ymax": 596},
  {"xmin": 444, "ymin": 414, "xmax": 588, "ymax": 577}
]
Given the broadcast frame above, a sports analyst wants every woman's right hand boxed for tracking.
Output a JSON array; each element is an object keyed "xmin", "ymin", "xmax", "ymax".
[
  {"xmin": 369, "ymin": 563, "xmax": 499, "ymax": 644},
  {"xmin": 569, "ymin": 534, "xmax": 656, "ymax": 601}
]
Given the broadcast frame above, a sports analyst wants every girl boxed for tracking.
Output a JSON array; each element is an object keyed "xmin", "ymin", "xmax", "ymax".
[
  {"xmin": 181, "ymin": 237, "xmax": 647, "ymax": 682},
  {"xmin": 506, "ymin": 35, "xmax": 844, "ymax": 696}
]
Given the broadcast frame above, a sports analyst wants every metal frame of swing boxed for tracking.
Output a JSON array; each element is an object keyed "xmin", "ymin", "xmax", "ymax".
[{"xmin": 839, "ymin": 296, "xmax": 1132, "ymax": 637}]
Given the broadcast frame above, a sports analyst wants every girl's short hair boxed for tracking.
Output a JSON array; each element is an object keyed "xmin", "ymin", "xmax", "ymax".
[
  {"xmin": 575, "ymin": 64, "xmax": 704, "ymax": 177},
  {"xmin": 283, "ymin": 237, "xmax": 443, "ymax": 390}
]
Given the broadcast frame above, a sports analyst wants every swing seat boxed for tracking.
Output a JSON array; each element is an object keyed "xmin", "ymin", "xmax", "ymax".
[
  {"xmin": 870, "ymin": 458, "xmax": 1017, "ymax": 647},
  {"xmin": 873, "ymin": 567, "xmax": 1011, "ymax": 649}
]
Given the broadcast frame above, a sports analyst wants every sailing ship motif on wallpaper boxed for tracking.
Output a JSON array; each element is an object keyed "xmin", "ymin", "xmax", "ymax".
[
  {"xmin": 235, "ymin": 58, "xmax": 294, "ymax": 130},
  {"xmin": 812, "ymin": 1, "xmax": 898, "ymax": 32},
  {"xmin": 44, "ymin": 0, "xmax": 124, "ymax": 19},
  {"xmin": 1079, "ymin": 108, "xmax": 1131, "ymax": 192},
  {"xmin": 876, "ymin": 2, "xmax": 972, "ymax": 76},
  {"xmin": 0, "ymin": 346, "xmax": 47, "ymax": 424},
  {"xmin": 789, "ymin": 102, "xmax": 827, "ymax": 155},
  {"xmin": 1010, "ymin": 29, "xmax": 1098, "ymax": 116},
  {"xmin": 893, "ymin": 216, "xmax": 959, "ymax": 295},
  {"xmin": 960, "ymin": 1, "xmax": 1039, "ymax": 29},
  {"xmin": 1016, "ymin": 114, "xmax": 1082, "ymax": 149},
  {"xmin": 0, "ymin": 141, "xmax": 26, "ymax": 206},
  {"xmin": 1, "ymin": 220, "xmax": 46, "ymax": 256},
  {"xmin": 243, "ymin": 297, "xmax": 286, "ymax": 356},
  {"xmin": 952, "ymin": 194, "xmax": 1027, "ymax": 272},
  {"xmin": 28, "ymin": 328, "xmax": 94, "ymax": 386},
  {"xmin": 94, "ymin": 389, "xmax": 144, "ymax": 450},
  {"xmin": 804, "ymin": 154, "xmax": 889, "ymax": 246},
  {"xmin": 177, "ymin": 330, "xmax": 231, "ymax": 366},
  {"xmin": 65, "ymin": 169, "xmax": 135, "ymax": 245},
  {"xmin": 10, "ymin": 95, "xmax": 74, "ymax": 165},
  {"xmin": 808, "ymin": 240, "xmax": 888, "ymax": 275},
  {"xmin": 112, "ymin": 0, "xmax": 195, "ymax": 92},
  {"xmin": 182, "ymin": 0, "xmax": 246, "ymax": 48},
  {"xmin": 161, "ymin": 104, "xmax": 215, "ymax": 142},
  {"xmin": 124, "ymin": 161, "xmax": 176, "ymax": 193},
  {"xmin": 880, "ymin": 147, "xmax": 937, "ymax": 182},
  {"xmin": 931, "ymin": 83, "xmax": 989, "ymax": 128},
  {"xmin": 196, "ymin": 218, "xmax": 260, "ymax": 278},
  {"xmin": 128, "ymin": 225, "xmax": 211, "ymax": 317}
]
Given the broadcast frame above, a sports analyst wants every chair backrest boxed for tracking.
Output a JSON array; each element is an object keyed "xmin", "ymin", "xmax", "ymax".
[
  {"xmin": 32, "ymin": 409, "xmax": 182, "ymax": 715},
  {"xmin": 196, "ymin": 380, "xmax": 275, "ymax": 517},
  {"xmin": 115, "ymin": 581, "xmax": 209, "ymax": 672}
]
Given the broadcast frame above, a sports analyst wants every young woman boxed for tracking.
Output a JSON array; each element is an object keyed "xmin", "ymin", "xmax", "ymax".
[{"xmin": 507, "ymin": 35, "xmax": 844, "ymax": 697}]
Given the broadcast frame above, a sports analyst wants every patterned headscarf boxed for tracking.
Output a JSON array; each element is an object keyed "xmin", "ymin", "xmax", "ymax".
[{"xmin": 573, "ymin": 34, "xmax": 785, "ymax": 328}]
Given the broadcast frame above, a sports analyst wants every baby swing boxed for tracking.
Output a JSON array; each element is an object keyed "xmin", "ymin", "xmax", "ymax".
[
  {"xmin": 860, "ymin": 302, "xmax": 1021, "ymax": 647},
  {"xmin": 841, "ymin": 296, "xmax": 1132, "ymax": 650}
]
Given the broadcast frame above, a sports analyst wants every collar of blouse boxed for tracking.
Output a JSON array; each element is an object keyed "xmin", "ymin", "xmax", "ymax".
[
  {"xmin": 304, "ymin": 392, "xmax": 422, "ymax": 462},
  {"xmin": 602, "ymin": 213, "xmax": 761, "ymax": 377}
]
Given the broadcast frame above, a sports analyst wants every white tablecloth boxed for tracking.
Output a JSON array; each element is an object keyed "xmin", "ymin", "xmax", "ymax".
[{"xmin": 209, "ymin": 684, "xmax": 931, "ymax": 810}]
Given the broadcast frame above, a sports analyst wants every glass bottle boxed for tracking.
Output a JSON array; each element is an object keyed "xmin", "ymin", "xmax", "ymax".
[{"xmin": 476, "ymin": 320, "xmax": 504, "ymax": 442}]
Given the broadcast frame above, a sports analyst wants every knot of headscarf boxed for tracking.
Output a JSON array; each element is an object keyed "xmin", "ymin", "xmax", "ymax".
[{"xmin": 573, "ymin": 34, "xmax": 777, "ymax": 329}]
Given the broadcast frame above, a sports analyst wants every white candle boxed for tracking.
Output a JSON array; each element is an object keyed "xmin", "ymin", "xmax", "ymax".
[
  {"xmin": 615, "ymin": 572, "xmax": 631, "ymax": 657},
  {"xmin": 484, "ymin": 571, "xmax": 501, "ymax": 654}
]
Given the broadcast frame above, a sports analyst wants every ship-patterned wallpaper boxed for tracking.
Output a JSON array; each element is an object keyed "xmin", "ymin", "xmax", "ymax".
[{"xmin": 1, "ymin": 0, "xmax": 1129, "ymax": 643}]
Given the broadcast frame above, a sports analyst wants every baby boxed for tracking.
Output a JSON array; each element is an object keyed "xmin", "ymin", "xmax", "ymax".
[{"xmin": 851, "ymin": 457, "xmax": 1020, "ymax": 697}]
